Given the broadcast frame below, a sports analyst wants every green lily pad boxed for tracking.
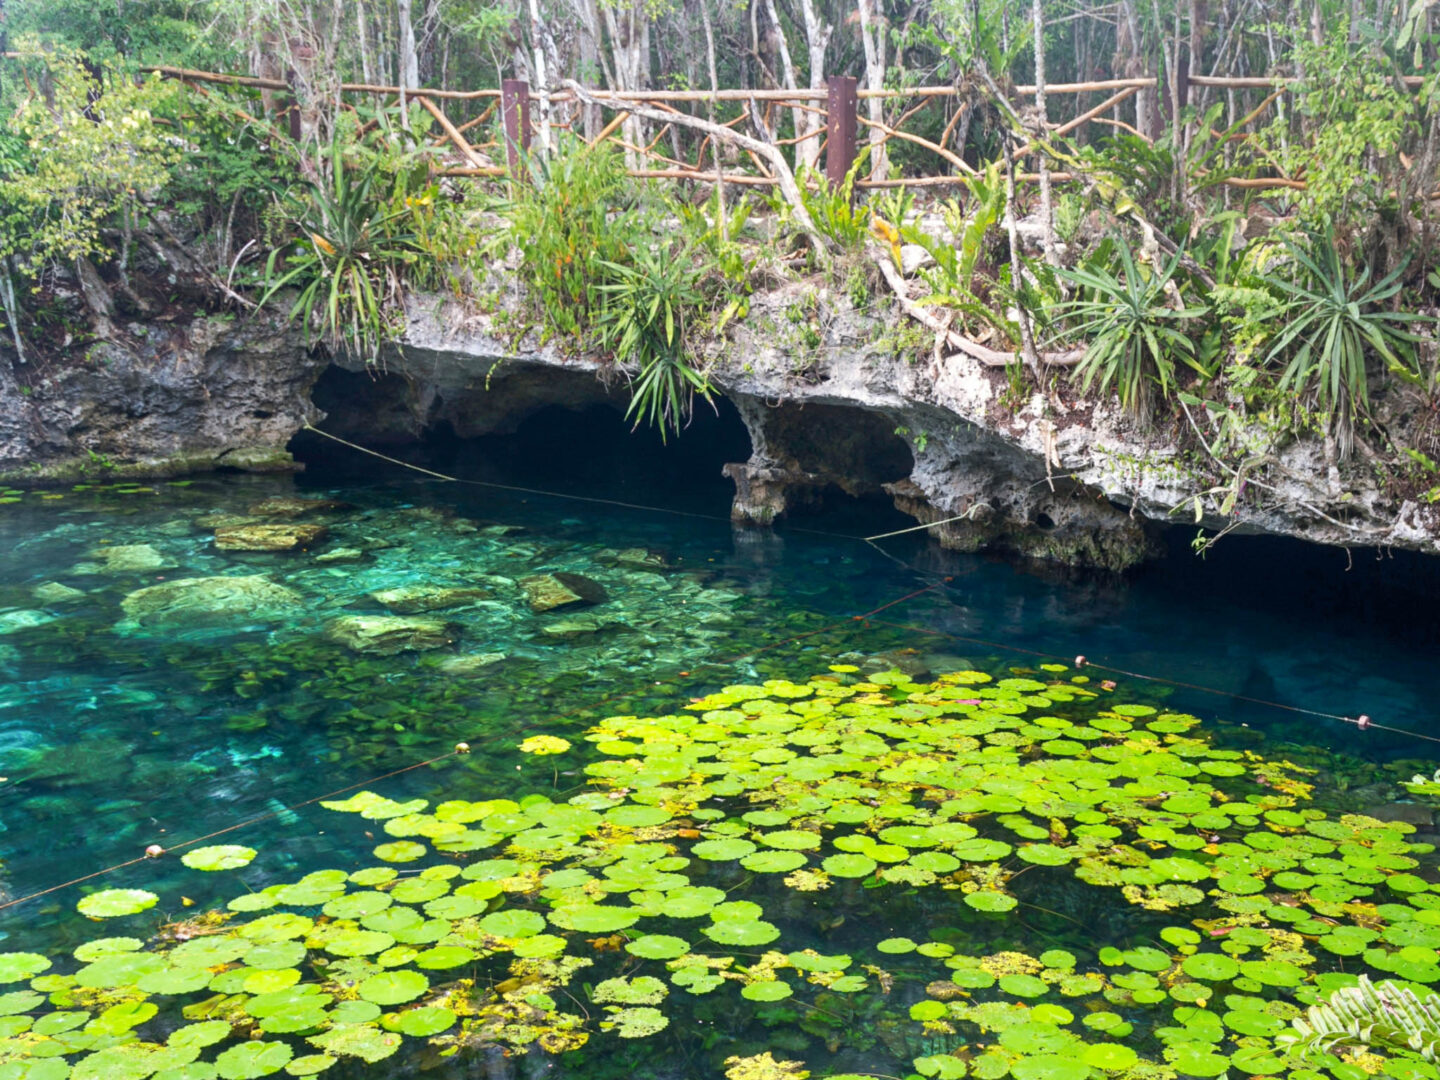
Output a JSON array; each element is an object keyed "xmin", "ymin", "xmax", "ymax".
[
  {"xmin": 181, "ymin": 845, "xmax": 258, "ymax": 871},
  {"xmin": 626, "ymin": 935, "xmax": 690, "ymax": 960},
  {"xmin": 77, "ymin": 889, "xmax": 159, "ymax": 918},
  {"xmin": 357, "ymin": 970, "xmax": 429, "ymax": 1005}
]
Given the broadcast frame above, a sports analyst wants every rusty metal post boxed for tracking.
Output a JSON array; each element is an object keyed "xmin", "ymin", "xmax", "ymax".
[
  {"xmin": 502, "ymin": 78, "xmax": 531, "ymax": 174},
  {"xmin": 826, "ymin": 75, "xmax": 858, "ymax": 196},
  {"xmin": 284, "ymin": 69, "xmax": 301, "ymax": 141}
]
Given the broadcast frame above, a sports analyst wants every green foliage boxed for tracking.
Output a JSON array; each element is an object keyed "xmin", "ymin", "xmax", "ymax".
[
  {"xmin": 504, "ymin": 137, "xmax": 638, "ymax": 339},
  {"xmin": 1263, "ymin": 231, "xmax": 1429, "ymax": 456},
  {"xmin": 594, "ymin": 241, "xmax": 713, "ymax": 441},
  {"xmin": 0, "ymin": 46, "xmax": 179, "ymax": 274},
  {"xmin": 1259, "ymin": 30, "xmax": 1416, "ymax": 235},
  {"xmin": 1055, "ymin": 237, "xmax": 1208, "ymax": 417},
  {"xmin": 259, "ymin": 140, "xmax": 420, "ymax": 363},
  {"xmin": 502, "ymin": 136, "xmax": 719, "ymax": 439},
  {"xmin": 906, "ymin": 163, "xmax": 1011, "ymax": 340},
  {"xmin": 1282, "ymin": 976, "xmax": 1440, "ymax": 1065},
  {"xmin": 677, "ymin": 187, "xmax": 755, "ymax": 286},
  {"xmin": 780, "ymin": 154, "xmax": 871, "ymax": 253}
]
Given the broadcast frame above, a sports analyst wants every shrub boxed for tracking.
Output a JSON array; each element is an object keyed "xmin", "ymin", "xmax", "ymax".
[{"xmin": 1054, "ymin": 236, "xmax": 1208, "ymax": 418}]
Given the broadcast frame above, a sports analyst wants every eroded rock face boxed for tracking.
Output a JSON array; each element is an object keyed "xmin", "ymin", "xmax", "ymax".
[
  {"xmin": 323, "ymin": 615, "xmax": 456, "ymax": 654},
  {"xmin": 0, "ymin": 308, "xmax": 321, "ymax": 482},
  {"xmin": 120, "ymin": 575, "xmax": 303, "ymax": 627},
  {"xmin": 214, "ymin": 523, "xmax": 329, "ymax": 551},
  {"xmin": 370, "ymin": 585, "xmax": 490, "ymax": 614},
  {"xmin": 519, "ymin": 573, "xmax": 608, "ymax": 613}
]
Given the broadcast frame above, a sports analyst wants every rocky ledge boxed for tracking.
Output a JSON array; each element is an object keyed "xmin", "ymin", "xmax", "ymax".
[
  {"xmin": 311, "ymin": 279, "xmax": 1437, "ymax": 570},
  {"xmin": 4, "ymin": 267, "xmax": 1436, "ymax": 570}
]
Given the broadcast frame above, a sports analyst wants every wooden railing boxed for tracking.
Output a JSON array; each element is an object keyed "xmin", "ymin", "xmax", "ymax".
[{"xmin": 6, "ymin": 53, "xmax": 1428, "ymax": 194}]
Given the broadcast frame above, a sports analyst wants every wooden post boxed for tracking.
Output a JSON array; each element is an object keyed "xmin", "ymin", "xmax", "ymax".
[
  {"xmin": 502, "ymin": 78, "xmax": 531, "ymax": 174},
  {"xmin": 826, "ymin": 75, "xmax": 858, "ymax": 193},
  {"xmin": 284, "ymin": 68, "xmax": 301, "ymax": 141}
]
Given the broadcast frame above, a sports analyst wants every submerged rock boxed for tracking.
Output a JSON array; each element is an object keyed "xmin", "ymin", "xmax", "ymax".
[
  {"xmin": 0, "ymin": 609, "xmax": 59, "ymax": 635},
  {"xmin": 596, "ymin": 547, "xmax": 673, "ymax": 573},
  {"xmin": 540, "ymin": 616, "xmax": 626, "ymax": 640},
  {"xmin": 214, "ymin": 523, "xmax": 329, "ymax": 551},
  {"xmin": 248, "ymin": 497, "xmax": 354, "ymax": 518},
  {"xmin": 519, "ymin": 572, "xmax": 608, "ymax": 613},
  {"xmin": 31, "ymin": 582, "xmax": 85, "ymax": 605},
  {"xmin": 120, "ymin": 575, "xmax": 304, "ymax": 627},
  {"xmin": 323, "ymin": 615, "xmax": 456, "ymax": 655},
  {"xmin": 370, "ymin": 585, "xmax": 490, "ymax": 614},
  {"xmin": 1363, "ymin": 802, "xmax": 1435, "ymax": 828},
  {"xmin": 193, "ymin": 513, "xmax": 260, "ymax": 530},
  {"xmin": 315, "ymin": 547, "xmax": 366, "ymax": 564},
  {"xmin": 438, "ymin": 651, "xmax": 507, "ymax": 676},
  {"xmin": 87, "ymin": 544, "xmax": 173, "ymax": 573}
]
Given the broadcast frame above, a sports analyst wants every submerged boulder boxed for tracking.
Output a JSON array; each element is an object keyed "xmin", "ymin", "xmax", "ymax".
[
  {"xmin": 87, "ymin": 544, "xmax": 174, "ymax": 573},
  {"xmin": 596, "ymin": 547, "xmax": 673, "ymax": 573},
  {"xmin": 120, "ymin": 575, "xmax": 304, "ymax": 627},
  {"xmin": 323, "ymin": 615, "xmax": 455, "ymax": 655},
  {"xmin": 370, "ymin": 585, "xmax": 490, "ymax": 614},
  {"xmin": 315, "ymin": 547, "xmax": 366, "ymax": 565},
  {"xmin": 0, "ymin": 609, "xmax": 59, "ymax": 635},
  {"xmin": 248, "ymin": 497, "xmax": 354, "ymax": 518},
  {"xmin": 519, "ymin": 572, "xmax": 608, "ymax": 613},
  {"xmin": 438, "ymin": 651, "xmax": 507, "ymax": 676},
  {"xmin": 193, "ymin": 513, "xmax": 260, "ymax": 530},
  {"xmin": 540, "ymin": 616, "xmax": 626, "ymax": 640},
  {"xmin": 214, "ymin": 523, "xmax": 329, "ymax": 551},
  {"xmin": 31, "ymin": 582, "xmax": 86, "ymax": 605}
]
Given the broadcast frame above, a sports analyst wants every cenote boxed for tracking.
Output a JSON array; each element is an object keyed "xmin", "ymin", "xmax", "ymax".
[{"xmin": 3, "ymin": 415, "xmax": 1440, "ymax": 1080}]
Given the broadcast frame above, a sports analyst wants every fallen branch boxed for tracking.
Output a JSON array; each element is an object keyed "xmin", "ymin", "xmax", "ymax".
[
  {"xmin": 871, "ymin": 247, "xmax": 1082, "ymax": 368},
  {"xmin": 415, "ymin": 95, "xmax": 485, "ymax": 169}
]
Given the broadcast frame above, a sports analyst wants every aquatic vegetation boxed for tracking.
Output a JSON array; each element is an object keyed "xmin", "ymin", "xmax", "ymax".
[
  {"xmin": 1281, "ymin": 976, "xmax": 1440, "ymax": 1065},
  {"xmin": 3, "ymin": 663, "xmax": 1440, "ymax": 1078}
]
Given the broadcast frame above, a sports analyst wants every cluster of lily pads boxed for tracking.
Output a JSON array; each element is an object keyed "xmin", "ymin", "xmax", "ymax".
[{"xmin": 3, "ymin": 662, "xmax": 1440, "ymax": 1080}]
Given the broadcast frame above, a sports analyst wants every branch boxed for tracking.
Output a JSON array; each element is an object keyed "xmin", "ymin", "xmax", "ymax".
[
  {"xmin": 871, "ymin": 247, "xmax": 1082, "ymax": 367},
  {"xmin": 561, "ymin": 79, "xmax": 830, "ymax": 260}
]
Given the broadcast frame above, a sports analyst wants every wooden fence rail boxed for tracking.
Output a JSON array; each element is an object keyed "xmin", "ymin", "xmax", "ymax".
[{"xmin": 4, "ymin": 52, "xmax": 1427, "ymax": 195}]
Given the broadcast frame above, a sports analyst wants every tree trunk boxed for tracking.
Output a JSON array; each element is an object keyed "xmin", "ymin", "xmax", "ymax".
[
  {"xmin": 1032, "ymin": 0, "xmax": 1059, "ymax": 265},
  {"xmin": 797, "ymin": 0, "xmax": 832, "ymax": 172},
  {"xmin": 856, "ymin": 0, "xmax": 888, "ymax": 180}
]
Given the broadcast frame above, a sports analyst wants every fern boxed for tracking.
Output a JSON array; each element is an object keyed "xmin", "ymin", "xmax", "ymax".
[{"xmin": 1280, "ymin": 976, "xmax": 1440, "ymax": 1065}]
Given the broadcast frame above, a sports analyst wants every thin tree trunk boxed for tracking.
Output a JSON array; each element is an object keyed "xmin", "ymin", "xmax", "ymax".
[
  {"xmin": 528, "ymin": 0, "xmax": 552, "ymax": 152},
  {"xmin": 1032, "ymin": 0, "xmax": 1059, "ymax": 265},
  {"xmin": 701, "ymin": 0, "xmax": 728, "ymax": 241},
  {"xmin": 796, "ymin": 0, "xmax": 832, "ymax": 171},
  {"xmin": 398, "ymin": 0, "xmax": 419, "ymax": 127},
  {"xmin": 856, "ymin": 0, "xmax": 888, "ymax": 179},
  {"xmin": 1002, "ymin": 137, "xmax": 1040, "ymax": 371}
]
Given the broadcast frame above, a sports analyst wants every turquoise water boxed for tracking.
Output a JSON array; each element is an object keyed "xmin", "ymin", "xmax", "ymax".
[{"xmin": 2, "ymin": 422, "xmax": 1439, "ymax": 1077}]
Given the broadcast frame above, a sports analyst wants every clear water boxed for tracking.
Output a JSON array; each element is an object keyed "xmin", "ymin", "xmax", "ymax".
[{"xmin": 2, "ymin": 414, "xmax": 1439, "ymax": 1076}]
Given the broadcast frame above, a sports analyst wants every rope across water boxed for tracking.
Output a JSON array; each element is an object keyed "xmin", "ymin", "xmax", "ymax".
[{"xmin": 2, "ymin": 431, "xmax": 1430, "ymax": 915}]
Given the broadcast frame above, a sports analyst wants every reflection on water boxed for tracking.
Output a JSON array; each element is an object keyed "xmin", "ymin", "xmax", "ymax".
[{"xmin": 0, "ymin": 431, "xmax": 1437, "ymax": 1076}]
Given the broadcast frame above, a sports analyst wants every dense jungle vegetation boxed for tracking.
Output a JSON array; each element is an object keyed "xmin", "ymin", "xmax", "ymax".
[{"xmin": 0, "ymin": 0, "xmax": 1438, "ymax": 482}]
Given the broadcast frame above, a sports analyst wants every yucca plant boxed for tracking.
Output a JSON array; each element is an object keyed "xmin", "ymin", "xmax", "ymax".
[
  {"xmin": 1263, "ymin": 232, "xmax": 1427, "ymax": 457},
  {"xmin": 1281, "ymin": 976, "xmax": 1440, "ymax": 1065},
  {"xmin": 1055, "ymin": 236, "xmax": 1209, "ymax": 419},
  {"xmin": 594, "ymin": 240, "xmax": 712, "ymax": 442},
  {"xmin": 260, "ymin": 140, "xmax": 419, "ymax": 363}
]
